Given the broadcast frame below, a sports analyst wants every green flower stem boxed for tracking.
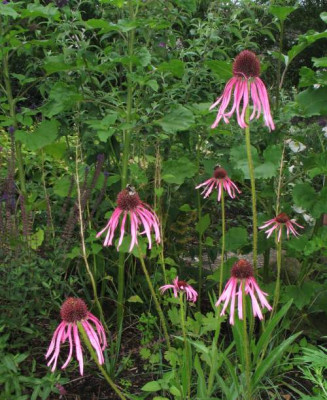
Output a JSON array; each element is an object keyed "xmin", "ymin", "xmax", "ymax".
[
  {"xmin": 117, "ymin": 0, "xmax": 136, "ymax": 350},
  {"xmin": 241, "ymin": 282, "xmax": 252, "ymax": 400},
  {"xmin": 244, "ymin": 102, "xmax": 258, "ymax": 274},
  {"xmin": 207, "ymin": 309, "xmax": 222, "ymax": 396},
  {"xmin": 138, "ymin": 247, "xmax": 171, "ymax": 349},
  {"xmin": 272, "ymin": 236, "xmax": 282, "ymax": 316},
  {"xmin": 219, "ymin": 189, "xmax": 226, "ymax": 297},
  {"xmin": 196, "ymin": 139, "xmax": 203, "ymax": 308},
  {"xmin": 75, "ymin": 144, "xmax": 109, "ymax": 334},
  {"xmin": 3, "ymin": 53, "xmax": 27, "ymax": 198},
  {"xmin": 77, "ymin": 323, "xmax": 127, "ymax": 400},
  {"xmin": 179, "ymin": 292, "xmax": 191, "ymax": 399}
]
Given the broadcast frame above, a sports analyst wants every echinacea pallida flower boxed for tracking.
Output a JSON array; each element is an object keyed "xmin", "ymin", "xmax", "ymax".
[
  {"xmin": 195, "ymin": 166, "xmax": 241, "ymax": 201},
  {"xmin": 160, "ymin": 277, "xmax": 198, "ymax": 303},
  {"xmin": 96, "ymin": 185, "xmax": 160, "ymax": 252},
  {"xmin": 46, "ymin": 298, "xmax": 107, "ymax": 376},
  {"xmin": 210, "ymin": 50, "xmax": 275, "ymax": 131},
  {"xmin": 259, "ymin": 212, "xmax": 304, "ymax": 242},
  {"xmin": 216, "ymin": 259, "xmax": 272, "ymax": 325}
]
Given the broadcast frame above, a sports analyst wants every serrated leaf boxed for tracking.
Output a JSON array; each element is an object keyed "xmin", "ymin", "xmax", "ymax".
[
  {"xmin": 0, "ymin": 3, "xmax": 18, "ymax": 18},
  {"xmin": 195, "ymin": 214, "xmax": 210, "ymax": 235},
  {"xmin": 292, "ymin": 183, "xmax": 316, "ymax": 210},
  {"xmin": 157, "ymin": 59, "xmax": 184, "ymax": 78},
  {"xmin": 225, "ymin": 227, "xmax": 248, "ymax": 251}
]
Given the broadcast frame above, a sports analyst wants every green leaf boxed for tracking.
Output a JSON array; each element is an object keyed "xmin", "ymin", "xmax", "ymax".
[
  {"xmin": 29, "ymin": 229, "xmax": 44, "ymax": 250},
  {"xmin": 44, "ymin": 56, "xmax": 78, "ymax": 74},
  {"xmin": 312, "ymin": 57, "xmax": 327, "ymax": 68},
  {"xmin": 269, "ymin": 5, "xmax": 297, "ymax": 22},
  {"xmin": 0, "ymin": 3, "xmax": 19, "ymax": 18},
  {"xmin": 253, "ymin": 332, "xmax": 302, "ymax": 387},
  {"xmin": 127, "ymin": 295, "xmax": 143, "ymax": 303},
  {"xmin": 194, "ymin": 354, "xmax": 206, "ymax": 398},
  {"xmin": 162, "ymin": 157, "xmax": 197, "ymax": 185},
  {"xmin": 142, "ymin": 381, "xmax": 161, "ymax": 392},
  {"xmin": 288, "ymin": 31, "xmax": 327, "ymax": 66},
  {"xmin": 43, "ymin": 142, "xmax": 67, "ymax": 159},
  {"xmin": 225, "ymin": 227, "xmax": 248, "ymax": 251},
  {"xmin": 42, "ymin": 83, "xmax": 83, "ymax": 118},
  {"xmin": 195, "ymin": 214, "xmax": 210, "ymax": 235},
  {"xmin": 137, "ymin": 47, "xmax": 151, "ymax": 67},
  {"xmin": 296, "ymin": 87, "xmax": 327, "ymax": 116},
  {"xmin": 15, "ymin": 120, "xmax": 59, "ymax": 151},
  {"xmin": 285, "ymin": 283, "xmax": 317, "ymax": 310},
  {"xmin": 205, "ymin": 60, "xmax": 233, "ymax": 80},
  {"xmin": 230, "ymin": 144, "xmax": 260, "ymax": 179},
  {"xmin": 53, "ymin": 175, "xmax": 75, "ymax": 197},
  {"xmin": 157, "ymin": 59, "xmax": 184, "ymax": 78},
  {"xmin": 320, "ymin": 12, "xmax": 327, "ymax": 24},
  {"xmin": 158, "ymin": 105, "xmax": 194, "ymax": 133},
  {"xmin": 292, "ymin": 183, "xmax": 315, "ymax": 210}
]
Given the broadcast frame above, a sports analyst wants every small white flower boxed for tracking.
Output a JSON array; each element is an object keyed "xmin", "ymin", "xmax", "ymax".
[
  {"xmin": 322, "ymin": 126, "xmax": 327, "ymax": 138},
  {"xmin": 288, "ymin": 165, "xmax": 295, "ymax": 173},
  {"xmin": 313, "ymin": 84, "xmax": 321, "ymax": 89},
  {"xmin": 287, "ymin": 139, "xmax": 306, "ymax": 153},
  {"xmin": 303, "ymin": 213, "xmax": 315, "ymax": 225},
  {"xmin": 292, "ymin": 205, "xmax": 305, "ymax": 214}
]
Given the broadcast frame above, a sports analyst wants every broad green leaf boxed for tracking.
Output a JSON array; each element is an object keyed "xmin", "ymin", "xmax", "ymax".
[
  {"xmin": 15, "ymin": 120, "xmax": 59, "ymax": 151},
  {"xmin": 53, "ymin": 175, "xmax": 75, "ymax": 197},
  {"xmin": 137, "ymin": 47, "xmax": 151, "ymax": 67},
  {"xmin": 157, "ymin": 59, "xmax": 184, "ymax": 78},
  {"xmin": 142, "ymin": 381, "xmax": 161, "ymax": 392},
  {"xmin": 299, "ymin": 67, "xmax": 316, "ymax": 88},
  {"xmin": 312, "ymin": 57, "xmax": 327, "ymax": 68},
  {"xmin": 127, "ymin": 295, "xmax": 143, "ymax": 303},
  {"xmin": 288, "ymin": 31, "xmax": 327, "ymax": 66},
  {"xmin": 158, "ymin": 105, "xmax": 194, "ymax": 133},
  {"xmin": 43, "ymin": 142, "xmax": 67, "ymax": 159},
  {"xmin": 296, "ymin": 87, "xmax": 327, "ymax": 116},
  {"xmin": 44, "ymin": 56, "xmax": 78, "ymax": 74},
  {"xmin": 195, "ymin": 214, "xmax": 210, "ymax": 236},
  {"xmin": 230, "ymin": 144, "xmax": 260, "ymax": 179},
  {"xmin": 29, "ymin": 229, "xmax": 44, "ymax": 250},
  {"xmin": 269, "ymin": 5, "xmax": 297, "ymax": 22},
  {"xmin": 225, "ymin": 227, "xmax": 248, "ymax": 251},
  {"xmin": 0, "ymin": 3, "xmax": 19, "ymax": 18},
  {"xmin": 254, "ymin": 162, "xmax": 277, "ymax": 179},
  {"xmin": 285, "ymin": 283, "xmax": 317, "ymax": 310},
  {"xmin": 22, "ymin": 3, "xmax": 60, "ymax": 19},
  {"xmin": 162, "ymin": 157, "xmax": 197, "ymax": 184},
  {"xmin": 292, "ymin": 183, "xmax": 315, "ymax": 210},
  {"xmin": 42, "ymin": 83, "xmax": 83, "ymax": 118},
  {"xmin": 205, "ymin": 60, "xmax": 233, "ymax": 80}
]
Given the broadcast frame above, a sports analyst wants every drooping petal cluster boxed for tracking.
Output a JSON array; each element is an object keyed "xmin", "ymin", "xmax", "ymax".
[
  {"xmin": 259, "ymin": 212, "xmax": 304, "ymax": 242},
  {"xmin": 216, "ymin": 259, "xmax": 272, "ymax": 325},
  {"xmin": 96, "ymin": 186, "xmax": 161, "ymax": 252},
  {"xmin": 160, "ymin": 277, "xmax": 198, "ymax": 303},
  {"xmin": 195, "ymin": 166, "xmax": 241, "ymax": 201},
  {"xmin": 46, "ymin": 298, "xmax": 107, "ymax": 376},
  {"xmin": 210, "ymin": 50, "xmax": 275, "ymax": 131}
]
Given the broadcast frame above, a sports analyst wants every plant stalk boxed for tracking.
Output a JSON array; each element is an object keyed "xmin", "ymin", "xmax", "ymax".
[
  {"xmin": 219, "ymin": 189, "xmax": 225, "ymax": 296},
  {"xmin": 241, "ymin": 281, "xmax": 252, "ymax": 400},
  {"xmin": 77, "ymin": 323, "xmax": 127, "ymax": 400},
  {"xmin": 179, "ymin": 292, "xmax": 191, "ymax": 399},
  {"xmin": 272, "ymin": 236, "xmax": 282, "ymax": 316},
  {"xmin": 138, "ymin": 247, "xmax": 171, "ymax": 349}
]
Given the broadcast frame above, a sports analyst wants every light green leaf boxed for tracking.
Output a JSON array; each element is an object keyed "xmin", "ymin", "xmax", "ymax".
[
  {"xmin": 225, "ymin": 227, "xmax": 248, "ymax": 251},
  {"xmin": 195, "ymin": 214, "xmax": 210, "ymax": 235},
  {"xmin": 15, "ymin": 120, "xmax": 59, "ymax": 151},
  {"xmin": 142, "ymin": 381, "xmax": 161, "ymax": 392},
  {"xmin": 297, "ymin": 87, "xmax": 327, "ymax": 116},
  {"xmin": 292, "ymin": 183, "xmax": 316, "ymax": 210},
  {"xmin": 162, "ymin": 157, "xmax": 197, "ymax": 184},
  {"xmin": 127, "ymin": 295, "xmax": 143, "ymax": 303},
  {"xmin": 157, "ymin": 59, "xmax": 184, "ymax": 78},
  {"xmin": 137, "ymin": 47, "xmax": 151, "ymax": 67},
  {"xmin": 158, "ymin": 105, "xmax": 194, "ymax": 133},
  {"xmin": 0, "ymin": 3, "xmax": 19, "ymax": 18},
  {"xmin": 205, "ymin": 60, "xmax": 233, "ymax": 80},
  {"xmin": 29, "ymin": 229, "xmax": 44, "ymax": 250},
  {"xmin": 269, "ymin": 5, "xmax": 297, "ymax": 22}
]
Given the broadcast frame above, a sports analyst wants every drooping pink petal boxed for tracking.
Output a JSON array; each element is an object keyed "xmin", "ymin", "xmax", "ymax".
[
  {"xmin": 61, "ymin": 324, "xmax": 73, "ymax": 369},
  {"xmin": 73, "ymin": 324, "xmax": 84, "ymax": 376}
]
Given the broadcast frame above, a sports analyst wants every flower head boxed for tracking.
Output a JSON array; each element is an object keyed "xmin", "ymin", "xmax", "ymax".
[
  {"xmin": 259, "ymin": 212, "xmax": 304, "ymax": 242},
  {"xmin": 195, "ymin": 165, "xmax": 241, "ymax": 201},
  {"xmin": 216, "ymin": 259, "xmax": 272, "ymax": 325},
  {"xmin": 96, "ymin": 185, "xmax": 161, "ymax": 252},
  {"xmin": 210, "ymin": 50, "xmax": 275, "ymax": 131},
  {"xmin": 46, "ymin": 298, "xmax": 107, "ymax": 375},
  {"xmin": 160, "ymin": 277, "xmax": 198, "ymax": 303}
]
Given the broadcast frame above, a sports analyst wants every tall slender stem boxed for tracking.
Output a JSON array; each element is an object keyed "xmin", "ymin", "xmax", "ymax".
[
  {"xmin": 275, "ymin": 20, "xmax": 284, "ymax": 112},
  {"xmin": 2, "ymin": 53, "xmax": 27, "ymax": 198},
  {"xmin": 272, "ymin": 236, "xmax": 282, "ymax": 316},
  {"xmin": 241, "ymin": 282, "xmax": 252, "ymax": 400},
  {"xmin": 196, "ymin": 139, "xmax": 203, "ymax": 308},
  {"xmin": 116, "ymin": 0, "xmax": 136, "ymax": 348},
  {"xmin": 75, "ymin": 143, "xmax": 109, "ymax": 334},
  {"xmin": 138, "ymin": 247, "xmax": 171, "ymax": 349},
  {"xmin": 77, "ymin": 323, "xmax": 127, "ymax": 400},
  {"xmin": 179, "ymin": 293, "xmax": 191, "ymax": 399},
  {"xmin": 207, "ymin": 307, "xmax": 222, "ymax": 396},
  {"xmin": 219, "ymin": 189, "xmax": 225, "ymax": 296},
  {"xmin": 244, "ymin": 101, "xmax": 258, "ymax": 274}
]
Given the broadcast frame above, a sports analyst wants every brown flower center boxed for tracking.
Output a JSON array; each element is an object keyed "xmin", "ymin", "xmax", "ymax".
[
  {"xmin": 214, "ymin": 167, "xmax": 227, "ymax": 179},
  {"xmin": 177, "ymin": 280, "xmax": 188, "ymax": 289},
  {"xmin": 275, "ymin": 212, "xmax": 290, "ymax": 224},
  {"xmin": 231, "ymin": 259, "xmax": 254, "ymax": 279},
  {"xmin": 117, "ymin": 189, "xmax": 141, "ymax": 211},
  {"xmin": 233, "ymin": 50, "xmax": 260, "ymax": 78},
  {"xmin": 60, "ymin": 298, "xmax": 88, "ymax": 323}
]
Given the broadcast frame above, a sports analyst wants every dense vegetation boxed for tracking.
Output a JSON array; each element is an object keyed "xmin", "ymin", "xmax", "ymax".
[{"xmin": 1, "ymin": 0, "xmax": 327, "ymax": 399}]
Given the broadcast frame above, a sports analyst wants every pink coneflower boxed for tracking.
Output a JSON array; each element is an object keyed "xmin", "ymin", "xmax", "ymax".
[
  {"xmin": 216, "ymin": 259, "xmax": 272, "ymax": 325},
  {"xmin": 259, "ymin": 212, "xmax": 304, "ymax": 242},
  {"xmin": 96, "ymin": 185, "xmax": 160, "ymax": 252},
  {"xmin": 160, "ymin": 277, "xmax": 198, "ymax": 303},
  {"xmin": 210, "ymin": 50, "xmax": 275, "ymax": 131},
  {"xmin": 195, "ymin": 166, "xmax": 241, "ymax": 201},
  {"xmin": 46, "ymin": 298, "xmax": 107, "ymax": 376}
]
